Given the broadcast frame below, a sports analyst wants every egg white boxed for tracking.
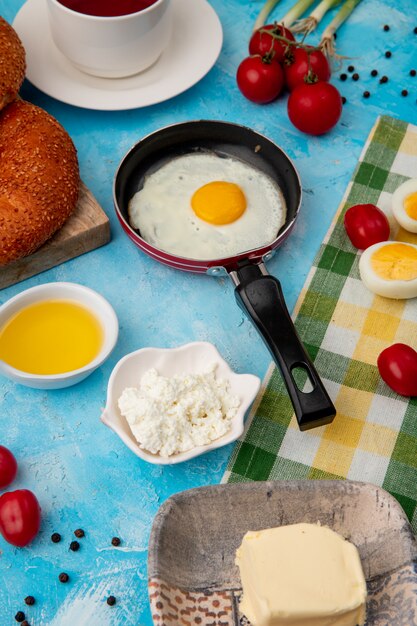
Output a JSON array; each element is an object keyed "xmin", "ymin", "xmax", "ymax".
[
  {"xmin": 359, "ymin": 241, "xmax": 417, "ymax": 299},
  {"xmin": 128, "ymin": 153, "xmax": 287, "ymax": 260},
  {"xmin": 392, "ymin": 179, "xmax": 417, "ymax": 233}
]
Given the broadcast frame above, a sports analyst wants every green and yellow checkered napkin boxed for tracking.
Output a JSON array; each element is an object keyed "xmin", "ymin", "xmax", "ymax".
[{"xmin": 223, "ymin": 115, "xmax": 417, "ymax": 532}]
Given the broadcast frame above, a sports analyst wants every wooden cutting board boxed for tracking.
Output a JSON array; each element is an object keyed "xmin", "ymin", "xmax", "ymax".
[{"xmin": 0, "ymin": 182, "xmax": 111, "ymax": 290}]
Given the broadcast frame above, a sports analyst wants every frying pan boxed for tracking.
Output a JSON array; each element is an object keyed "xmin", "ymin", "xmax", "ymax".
[{"xmin": 114, "ymin": 121, "xmax": 336, "ymax": 431}]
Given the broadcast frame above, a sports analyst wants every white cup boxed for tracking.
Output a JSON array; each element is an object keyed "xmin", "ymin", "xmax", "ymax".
[{"xmin": 46, "ymin": 0, "xmax": 172, "ymax": 78}]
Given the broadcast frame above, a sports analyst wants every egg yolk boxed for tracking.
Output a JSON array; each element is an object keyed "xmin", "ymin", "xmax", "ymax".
[
  {"xmin": 191, "ymin": 181, "xmax": 246, "ymax": 225},
  {"xmin": 371, "ymin": 243, "xmax": 417, "ymax": 281},
  {"xmin": 404, "ymin": 192, "xmax": 417, "ymax": 221}
]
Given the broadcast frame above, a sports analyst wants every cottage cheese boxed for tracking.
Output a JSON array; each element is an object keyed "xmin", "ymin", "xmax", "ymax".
[{"xmin": 118, "ymin": 364, "xmax": 240, "ymax": 457}]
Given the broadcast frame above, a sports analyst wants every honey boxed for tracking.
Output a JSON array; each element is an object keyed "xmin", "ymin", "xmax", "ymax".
[{"xmin": 0, "ymin": 300, "xmax": 103, "ymax": 375}]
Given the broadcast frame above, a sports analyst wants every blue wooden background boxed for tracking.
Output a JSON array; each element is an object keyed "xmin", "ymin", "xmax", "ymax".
[{"xmin": 0, "ymin": 0, "xmax": 416, "ymax": 623}]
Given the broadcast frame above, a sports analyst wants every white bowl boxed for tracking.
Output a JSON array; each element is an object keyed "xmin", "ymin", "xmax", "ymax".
[
  {"xmin": 0, "ymin": 282, "xmax": 119, "ymax": 389},
  {"xmin": 101, "ymin": 342, "xmax": 261, "ymax": 465}
]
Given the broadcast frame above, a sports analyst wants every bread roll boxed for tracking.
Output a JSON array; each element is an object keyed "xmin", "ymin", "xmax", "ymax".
[
  {"xmin": 0, "ymin": 16, "xmax": 25, "ymax": 111},
  {"xmin": 0, "ymin": 100, "xmax": 80, "ymax": 266}
]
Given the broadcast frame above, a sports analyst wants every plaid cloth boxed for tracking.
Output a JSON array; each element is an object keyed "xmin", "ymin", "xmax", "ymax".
[{"xmin": 223, "ymin": 115, "xmax": 417, "ymax": 533}]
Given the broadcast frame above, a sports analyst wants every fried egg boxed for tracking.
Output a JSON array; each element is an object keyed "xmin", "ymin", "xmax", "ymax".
[
  {"xmin": 392, "ymin": 179, "xmax": 417, "ymax": 233},
  {"xmin": 128, "ymin": 153, "xmax": 287, "ymax": 260},
  {"xmin": 359, "ymin": 241, "xmax": 417, "ymax": 299}
]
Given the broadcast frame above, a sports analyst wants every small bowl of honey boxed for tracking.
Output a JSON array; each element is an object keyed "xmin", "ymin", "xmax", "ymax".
[{"xmin": 0, "ymin": 282, "xmax": 118, "ymax": 389}]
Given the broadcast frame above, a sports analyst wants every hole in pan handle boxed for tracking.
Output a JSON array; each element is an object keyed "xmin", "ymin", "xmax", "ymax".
[{"xmin": 232, "ymin": 261, "xmax": 336, "ymax": 431}]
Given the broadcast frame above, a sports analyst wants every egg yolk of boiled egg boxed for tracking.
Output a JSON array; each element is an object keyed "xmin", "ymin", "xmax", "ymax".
[
  {"xmin": 405, "ymin": 192, "xmax": 417, "ymax": 220},
  {"xmin": 392, "ymin": 179, "xmax": 417, "ymax": 233},
  {"xmin": 191, "ymin": 181, "xmax": 246, "ymax": 225},
  {"xmin": 359, "ymin": 242, "xmax": 417, "ymax": 299}
]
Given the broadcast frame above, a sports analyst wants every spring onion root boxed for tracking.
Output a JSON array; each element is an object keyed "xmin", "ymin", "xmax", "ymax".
[
  {"xmin": 292, "ymin": 0, "xmax": 341, "ymax": 34},
  {"xmin": 280, "ymin": 0, "xmax": 318, "ymax": 28},
  {"xmin": 320, "ymin": 0, "xmax": 364, "ymax": 56}
]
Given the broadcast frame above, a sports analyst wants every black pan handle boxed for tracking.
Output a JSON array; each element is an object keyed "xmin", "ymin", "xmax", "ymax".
[{"xmin": 232, "ymin": 262, "xmax": 336, "ymax": 431}]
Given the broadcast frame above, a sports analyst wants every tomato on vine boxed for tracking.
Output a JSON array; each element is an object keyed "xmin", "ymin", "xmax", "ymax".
[
  {"xmin": 284, "ymin": 46, "xmax": 331, "ymax": 91},
  {"xmin": 249, "ymin": 24, "xmax": 295, "ymax": 64},
  {"xmin": 237, "ymin": 55, "xmax": 284, "ymax": 104},
  {"xmin": 287, "ymin": 81, "xmax": 342, "ymax": 135}
]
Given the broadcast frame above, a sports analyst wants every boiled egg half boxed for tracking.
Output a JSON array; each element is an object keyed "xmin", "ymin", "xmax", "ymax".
[
  {"xmin": 392, "ymin": 179, "xmax": 417, "ymax": 233},
  {"xmin": 359, "ymin": 241, "xmax": 417, "ymax": 299}
]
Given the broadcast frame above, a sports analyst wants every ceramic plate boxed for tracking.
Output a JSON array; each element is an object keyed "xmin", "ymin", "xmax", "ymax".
[
  {"xmin": 149, "ymin": 480, "xmax": 417, "ymax": 625},
  {"xmin": 13, "ymin": 0, "xmax": 223, "ymax": 110}
]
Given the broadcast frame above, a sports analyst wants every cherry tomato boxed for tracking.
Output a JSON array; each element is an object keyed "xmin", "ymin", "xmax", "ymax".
[
  {"xmin": 237, "ymin": 55, "xmax": 284, "ymax": 104},
  {"xmin": 0, "ymin": 489, "xmax": 41, "ymax": 547},
  {"xmin": 249, "ymin": 24, "xmax": 295, "ymax": 64},
  {"xmin": 284, "ymin": 46, "xmax": 331, "ymax": 91},
  {"xmin": 344, "ymin": 204, "xmax": 390, "ymax": 249},
  {"xmin": 287, "ymin": 81, "xmax": 342, "ymax": 135},
  {"xmin": 0, "ymin": 446, "xmax": 17, "ymax": 489},
  {"xmin": 377, "ymin": 344, "xmax": 417, "ymax": 397}
]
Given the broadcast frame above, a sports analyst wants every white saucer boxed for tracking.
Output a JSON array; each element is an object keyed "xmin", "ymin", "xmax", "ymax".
[{"xmin": 13, "ymin": 0, "xmax": 223, "ymax": 110}]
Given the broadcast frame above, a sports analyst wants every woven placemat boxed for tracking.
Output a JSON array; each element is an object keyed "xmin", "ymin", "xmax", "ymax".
[{"xmin": 223, "ymin": 115, "xmax": 417, "ymax": 533}]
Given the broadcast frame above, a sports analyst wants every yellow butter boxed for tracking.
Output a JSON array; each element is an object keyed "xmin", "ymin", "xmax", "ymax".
[{"xmin": 236, "ymin": 523, "xmax": 367, "ymax": 626}]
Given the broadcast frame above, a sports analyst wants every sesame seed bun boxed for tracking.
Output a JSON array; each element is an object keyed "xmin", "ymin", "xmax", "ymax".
[
  {"xmin": 0, "ymin": 99, "xmax": 80, "ymax": 265},
  {"xmin": 0, "ymin": 17, "xmax": 25, "ymax": 111}
]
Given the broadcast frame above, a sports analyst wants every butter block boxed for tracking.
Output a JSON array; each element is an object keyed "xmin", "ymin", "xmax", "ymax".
[{"xmin": 235, "ymin": 523, "xmax": 367, "ymax": 626}]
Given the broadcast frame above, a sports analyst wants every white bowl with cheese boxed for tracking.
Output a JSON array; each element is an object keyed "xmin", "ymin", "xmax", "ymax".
[{"xmin": 101, "ymin": 341, "xmax": 261, "ymax": 465}]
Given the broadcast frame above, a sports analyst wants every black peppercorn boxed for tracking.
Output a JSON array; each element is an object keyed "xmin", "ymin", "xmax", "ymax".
[
  {"xmin": 385, "ymin": 51, "xmax": 392, "ymax": 58},
  {"xmin": 70, "ymin": 540, "xmax": 80, "ymax": 552},
  {"xmin": 363, "ymin": 91, "xmax": 370, "ymax": 98},
  {"xmin": 401, "ymin": 89, "xmax": 408, "ymax": 96},
  {"xmin": 340, "ymin": 73, "xmax": 347, "ymax": 81},
  {"xmin": 111, "ymin": 537, "xmax": 121, "ymax": 546},
  {"xmin": 371, "ymin": 69, "xmax": 378, "ymax": 77},
  {"xmin": 107, "ymin": 596, "xmax": 116, "ymax": 606},
  {"xmin": 59, "ymin": 572, "xmax": 69, "ymax": 583},
  {"xmin": 352, "ymin": 73, "xmax": 359, "ymax": 81},
  {"xmin": 21, "ymin": 622, "xmax": 30, "ymax": 626},
  {"xmin": 51, "ymin": 532, "xmax": 61, "ymax": 543},
  {"xmin": 347, "ymin": 65, "xmax": 355, "ymax": 72},
  {"xmin": 74, "ymin": 528, "xmax": 85, "ymax": 538},
  {"xmin": 379, "ymin": 75, "xmax": 388, "ymax": 84},
  {"xmin": 15, "ymin": 612, "xmax": 25, "ymax": 623},
  {"xmin": 410, "ymin": 70, "xmax": 416, "ymax": 77},
  {"xmin": 383, "ymin": 24, "xmax": 390, "ymax": 31},
  {"xmin": 24, "ymin": 596, "xmax": 35, "ymax": 606},
  {"xmin": 414, "ymin": 26, "xmax": 417, "ymax": 34},
  {"xmin": 342, "ymin": 96, "xmax": 347, "ymax": 104}
]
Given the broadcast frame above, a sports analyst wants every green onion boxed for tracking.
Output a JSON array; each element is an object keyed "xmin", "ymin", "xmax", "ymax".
[
  {"xmin": 280, "ymin": 0, "xmax": 318, "ymax": 28},
  {"xmin": 253, "ymin": 0, "xmax": 282, "ymax": 31},
  {"xmin": 320, "ymin": 0, "xmax": 364, "ymax": 56},
  {"xmin": 292, "ymin": 0, "xmax": 342, "ymax": 34}
]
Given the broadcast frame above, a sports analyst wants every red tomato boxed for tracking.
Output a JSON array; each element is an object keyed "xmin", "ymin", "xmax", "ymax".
[
  {"xmin": 249, "ymin": 24, "xmax": 295, "ymax": 64},
  {"xmin": 237, "ymin": 55, "xmax": 284, "ymax": 103},
  {"xmin": 344, "ymin": 204, "xmax": 390, "ymax": 249},
  {"xmin": 377, "ymin": 344, "xmax": 417, "ymax": 397},
  {"xmin": 287, "ymin": 81, "xmax": 342, "ymax": 135},
  {"xmin": 0, "ymin": 446, "xmax": 17, "ymax": 489},
  {"xmin": 284, "ymin": 46, "xmax": 331, "ymax": 91},
  {"xmin": 0, "ymin": 489, "xmax": 41, "ymax": 547}
]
